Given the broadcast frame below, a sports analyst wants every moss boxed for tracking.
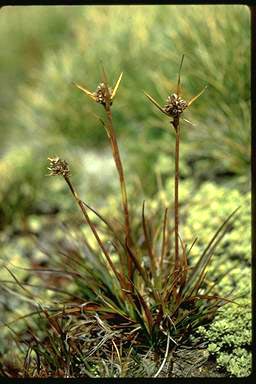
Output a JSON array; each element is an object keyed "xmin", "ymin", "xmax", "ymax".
[
  {"xmin": 197, "ymin": 298, "xmax": 251, "ymax": 377},
  {"xmin": 178, "ymin": 181, "xmax": 252, "ymax": 377},
  {"xmin": 179, "ymin": 181, "xmax": 251, "ymax": 267}
]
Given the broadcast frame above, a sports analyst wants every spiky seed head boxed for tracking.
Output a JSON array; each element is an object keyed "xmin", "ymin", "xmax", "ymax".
[
  {"xmin": 48, "ymin": 157, "xmax": 70, "ymax": 177},
  {"xmin": 163, "ymin": 93, "xmax": 188, "ymax": 117},
  {"xmin": 93, "ymin": 83, "xmax": 113, "ymax": 106}
]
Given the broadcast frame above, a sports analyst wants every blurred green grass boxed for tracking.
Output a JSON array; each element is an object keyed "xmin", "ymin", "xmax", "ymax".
[
  {"xmin": 0, "ymin": 6, "xmax": 83, "ymax": 144},
  {"xmin": 0, "ymin": 4, "xmax": 251, "ymax": 225}
]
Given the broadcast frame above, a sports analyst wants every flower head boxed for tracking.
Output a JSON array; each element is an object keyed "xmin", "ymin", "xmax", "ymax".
[
  {"xmin": 92, "ymin": 82, "xmax": 113, "ymax": 106},
  {"xmin": 48, "ymin": 157, "xmax": 70, "ymax": 177},
  {"xmin": 163, "ymin": 93, "xmax": 188, "ymax": 117},
  {"xmin": 74, "ymin": 72, "xmax": 123, "ymax": 107},
  {"xmin": 144, "ymin": 55, "xmax": 207, "ymax": 122}
]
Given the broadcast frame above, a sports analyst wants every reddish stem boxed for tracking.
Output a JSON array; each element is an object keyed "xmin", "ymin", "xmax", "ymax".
[
  {"xmin": 104, "ymin": 104, "xmax": 133, "ymax": 279},
  {"xmin": 64, "ymin": 175, "xmax": 120, "ymax": 282},
  {"xmin": 172, "ymin": 116, "xmax": 180, "ymax": 272}
]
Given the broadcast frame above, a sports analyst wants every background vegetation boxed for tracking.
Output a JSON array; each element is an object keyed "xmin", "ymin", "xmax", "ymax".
[{"xmin": 0, "ymin": 4, "xmax": 251, "ymax": 378}]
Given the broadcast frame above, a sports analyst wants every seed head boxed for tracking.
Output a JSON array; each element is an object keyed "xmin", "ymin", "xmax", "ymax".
[
  {"xmin": 144, "ymin": 55, "xmax": 207, "ymax": 123},
  {"xmin": 74, "ymin": 72, "xmax": 123, "ymax": 108},
  {"xmin": 48, "ymin": 157, "xmax": 70, "ymax": 177},
  {"xmin": 163, "ymin": 93, "xmax": 188, "ymax": 117},
  {"xmin": 93, "ymin": 83, "xmax": 113, "ymax": 106}
]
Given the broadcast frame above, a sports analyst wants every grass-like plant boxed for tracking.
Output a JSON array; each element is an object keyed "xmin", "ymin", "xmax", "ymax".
[
  {"xmin": 0, "ymin": 57, "xmax": 241, "ymax": 377},
  {"xmin": 47, "ymin": 58, "xmax": 238, "ymax": 352}
]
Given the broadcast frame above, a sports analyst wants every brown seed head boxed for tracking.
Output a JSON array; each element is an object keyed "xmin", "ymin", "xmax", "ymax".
[
  {"xmin": 93, "ymin": 83, "xmax": 113, "ymax": 106},
  {"xmin": 48, "ymin": 157, "xmax": 70, "ymax": 177},
  {"xmin": 163, "ymin": 93, "xmax": 188, "ymax": 117}
]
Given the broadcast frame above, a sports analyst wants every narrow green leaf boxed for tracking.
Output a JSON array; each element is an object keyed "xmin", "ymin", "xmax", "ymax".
[
  {"xmin": 111, "ymin": 72, "xmax": 123, "ymax": 99},
  {"xmin": 142, "ymin": 200, "xmax": 156, "ymax": 274},
  {"xmin": 144, "ymin": 92, "xmax": 168, "ymax": 115},
  {"xmin": 73, "ymin": 82, "xmax": 96, "ymax": 100},
  {"xmin": 160, "ymin": 207, "xmax": 169, "ymax": 278},
  {"xmin": 176, "ymin": 54, "xmax": 185, "ymax": 96},
  {"xmin": 184, "ymin": 207, "xmax": 240, "ymax": 296},
  {"xmin": 187, "ymin": 85, "xmax": 207, "ymax": 106}
]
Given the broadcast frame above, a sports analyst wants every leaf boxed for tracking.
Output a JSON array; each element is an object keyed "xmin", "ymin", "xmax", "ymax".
[
  {"xmin": 184, "ymin": 207, "xmax": 240, "ymax": 297},
  {"xmin": 7, "ymin": 264, "xmax": 81, "ymax": 278},
  {"xmin": 0, "ymin": 309, "xmax": 53, "ymax": 329},
  {"xmin": 182, "ymin": 117, "xmax": 196, "ymax": 126},
  {"xmin": 186, "ymin": 294, "xmax": 239, "ymax": 305},
  {"xmin": 125, "ymin": 237, "xmax": 149, "ymax": 286},
  {"xmin": 42, "ymin": 308, "xmax": 63, "ymax": 336},
  {"xmin": 187, "ymin": 237, "xmax": 198, "ymax": 257},
  {"xmin": 163, "ymin": 266, "xmax": 192, "ymax": 304},
  {"xmin": 73, "ymin": 82, "xmax": 96, "ymax": 101},
  {"xmin": 82, "ymin": 200, "xmax": 126, "ymax": 251},
  {"xmin": 111, "ymin": 72, "xmax": 123, "ymax": 99},
  {"xmin": 160, "ymin": 207, "xmax": 169, "ymax": 276},
  {"xmin": 187, "ymin": 85, "xmax": 207, "ymax": 106},
  {"xmin": 130, "ymin": 282, "xmax": 154, "ymax": 335},
  {"xmin": 96, "ymin": 292, "xmax": 134, "ymax": 321},
  {"xmin": 3, "ymin": 266, "xmax": 36, "ymax": 302},
  {"xmin": 176, "ymin": 54, "xmax": 185, "ymax": 96},
  {"xmin": 0, "ymin": 280, "xmax": 84, "ymax": 301},
  {"xmin": 204, "ymin": 265, "xmax": 235, "ymax": 296},
  {"xmin": 176, "ymin": 235, "xmax": 188, "ymax": 301},
  {"xmin": 144, "ymin": 92, "xmax": 168, "ymax": 116},
  {"xmin": 142, "ymin": 200, "xmax": 156, "ymax": 274}
]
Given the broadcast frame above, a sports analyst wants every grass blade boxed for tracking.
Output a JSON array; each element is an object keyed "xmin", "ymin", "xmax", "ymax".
[
  {"xmin": 111, "ymin": 72, "xmax": 123, "ymax": 100},
  {"xmin": 176, "ymin": 54, "xmax": 185, "ymax": 96},
  {"xmin": 73, "ymin": 82, "xmax": 96, "ymax": 100},
  {"xmin": 187, "ymin": 85, "xmax": 207, "ymax": 106},
  {"xmin": 160, "ymin": 207, "xmax": 169, "ymax": 277},
  {"xmin": 142, "ymin": 200, "xmax": 156, "ymax": 275},
  {"xmin": 144, "ymin": 92, "xmax": 168, "ymax": 115},
  {"xmin": 184, "ymin": 207, "xmax": 240, "ymax": 296}
]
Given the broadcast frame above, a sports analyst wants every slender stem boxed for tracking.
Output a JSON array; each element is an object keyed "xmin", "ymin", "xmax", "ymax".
[
  {"xmin": 160, "ymin": 207, "xmax": 169, "ymax": 276},
  {"xmin": 172, "ymin": 117, "xmax": 180, "ymax": 271},
  {"xmin": 63, "ymin": 175, "xmax": 141, "ymax": 307},
  {"xmin": 104, "ymin": 104, "xmax": 133, "ymax": 279},
  {"xmin": 63, "ymin": 175, "xmax": 120, "ymax": 282}
]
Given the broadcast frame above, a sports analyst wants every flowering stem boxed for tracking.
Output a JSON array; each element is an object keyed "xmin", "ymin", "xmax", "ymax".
[
  {"xmin": 63, "ymin": 175, "xmax": 120, "ymax": 282},
  {"xmin": 172, "ymin": 116, "xmax": 180, "ymax": 271},
  {"xmin": 104, "ymin": 103, "xmax": 133, "ymax": 279}
]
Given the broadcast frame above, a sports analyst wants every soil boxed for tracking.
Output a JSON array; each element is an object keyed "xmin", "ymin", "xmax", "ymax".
[{"xmin": 168, "ymin": 347, "xmax": 228, "ymax": 378}]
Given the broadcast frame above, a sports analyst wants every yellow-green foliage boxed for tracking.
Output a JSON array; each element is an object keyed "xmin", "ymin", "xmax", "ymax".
[
  {"xmin": 180, "ymin": 182, "xmax": 251, "ymax": 267},
  {"xmin": 0, "ymin": 145, "xmax": 117, "ymax": 225},
  {"xmin": 0, "ymin": 6, "xmax": 82, "ymax": 146},
  {"xmin": 3, "ymin": 5, "xmax": 250, "ymax": 181},
  {"xmin": 0, "ymin": 146, "xmax": 68, "ymax": 225},
  {"xmin": 174, "ymin": 181, "xmax": 251, "ymax": 377},
  {"xmin": 0, "ymin": 146, "xmax": 42, "ymax": 225},
  {"xmin": 0, "ymin": 5, "xmax": 250, "ymax": 223},
  {"xmin": 197, "ymin": 298, "xmax": 251, "ymax": 377}
]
